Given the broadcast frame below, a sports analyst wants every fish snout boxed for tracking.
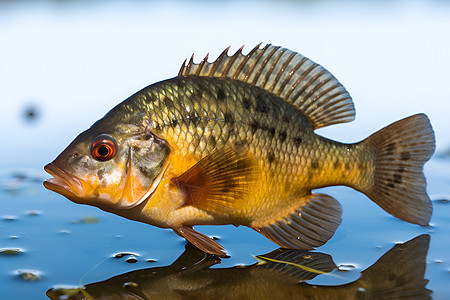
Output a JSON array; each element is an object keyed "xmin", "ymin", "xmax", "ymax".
[{"xmin": 43, "ymin": 163, "xmax": 85, "ymax": 199}]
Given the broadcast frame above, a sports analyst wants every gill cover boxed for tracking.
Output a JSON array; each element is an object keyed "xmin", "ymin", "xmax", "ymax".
[{"xmin": 116, "ymin": 132, "xmax": 171, "ymax": 209}]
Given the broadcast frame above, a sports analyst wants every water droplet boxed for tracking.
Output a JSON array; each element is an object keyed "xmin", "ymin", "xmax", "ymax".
[
  {"xmin": 59, "ymin": 229, "xmax": 70, "ymax": 234},
  {"xmin": 338, "ymin": 264, "xmax": 356, "ymax": 272},
  {"xmin": 17, "ymin": 270, "xmax": 41, "ymax": 281},
  {"xmin": 72, "ymin": 216, "xmax": 99, "ymax": 224},
  {"xmin": 0, "ymin": 248, "xmax": 23, "ymax": 256},
  {"xmin": 126, "ymin": 256, "xmax": 138, "ymax": 263},
  {"xmin": 123, "ymin": 282, "xmax": 139, "ymax": 288},
  {"xmin": 114, "ymin": 252, "xmax": 138, "ymax": 259},
  {"xmin": 434, "ymin": 198, "xmax": 449, "ymax": 204},
  {"xmin": 26, "ymin": 210, "xmax": 41, "ymax": 216},
  {"xmin": 2, "ymin": 215, "xmax": 17, "ymax": 221}
]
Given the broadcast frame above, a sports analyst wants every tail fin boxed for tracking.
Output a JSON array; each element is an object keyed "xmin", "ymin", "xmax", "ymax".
[{"xmin": 360, "ymin": 114, "xmax": 435, "ymax": 226}]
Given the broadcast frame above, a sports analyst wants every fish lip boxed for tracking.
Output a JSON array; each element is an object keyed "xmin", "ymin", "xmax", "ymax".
[{"xmin": 43, "ymin": 163, "xmax": 84, "ymax": 197}]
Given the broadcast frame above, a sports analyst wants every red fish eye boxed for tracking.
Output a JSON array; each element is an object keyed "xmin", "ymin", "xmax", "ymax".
[{"xmin": 91, "ymin": 136, "xmax": 116, "ymax": 161}]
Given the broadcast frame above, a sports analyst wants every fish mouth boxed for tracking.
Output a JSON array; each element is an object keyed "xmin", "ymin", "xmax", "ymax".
[{"xmin": 43, "ymin": 163, "xmax": 85, "ymax": 200}]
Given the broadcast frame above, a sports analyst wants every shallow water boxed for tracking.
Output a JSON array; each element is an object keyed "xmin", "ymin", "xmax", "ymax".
[{"xmin": 1, "ymin": 0, "xmax": 450, "ymax": 299}]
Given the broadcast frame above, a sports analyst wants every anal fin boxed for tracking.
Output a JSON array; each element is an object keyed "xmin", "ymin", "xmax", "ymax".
[
  {"xmin": 253, "ymin": 193, "xmax": 342, "ymax": 250},
  {"xmin": 173, "ymin": 226, "xmax": 229, "ymax": 258}
]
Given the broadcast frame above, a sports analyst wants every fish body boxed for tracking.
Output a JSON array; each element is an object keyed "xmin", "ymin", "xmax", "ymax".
[{"xmin": 44, "ymin": 44, "xmax": 435, "ymax": 256}]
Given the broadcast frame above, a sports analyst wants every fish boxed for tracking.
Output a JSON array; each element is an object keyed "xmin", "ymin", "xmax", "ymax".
[
  {"xmin": 43, "ymin": 44, "xmax": 435, "ymax": 257},
  {"xmin": 45, "ymin": 235, "xmax": 432, "ymax": 300}
]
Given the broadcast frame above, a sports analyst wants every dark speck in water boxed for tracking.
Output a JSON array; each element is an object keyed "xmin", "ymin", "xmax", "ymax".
[{"xmin": 22, "ymin": 104, "xmax": 40, "ymax": 123}]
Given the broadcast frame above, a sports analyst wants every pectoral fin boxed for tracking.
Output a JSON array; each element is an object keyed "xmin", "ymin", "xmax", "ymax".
[
  {"xmin": 253, "ymin": 193, "xmax": 342, "ymax": 250},
  {"xmin": 173, "ymin": 226, "xmax": 228, "ymax": 258},
  {"xmin": 172, "ymin": 147, "xmax": 258, "ymax": 214}
]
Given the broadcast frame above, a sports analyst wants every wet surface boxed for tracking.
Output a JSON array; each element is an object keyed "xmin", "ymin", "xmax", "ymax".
[
  {"xmin": 1, "ymin": 0, "xmax": 450, "ymax": 299},
  {"xmin": 46, "ymin": 235, "xmax": 432, "ymax": 299}
]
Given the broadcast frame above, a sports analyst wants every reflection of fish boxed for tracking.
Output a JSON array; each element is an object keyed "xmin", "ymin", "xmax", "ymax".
[
  {"xmin": 46, "ymin": 235, "xmax": 431, "ymax": 300},
  {"xmin": 43, "ymin": 44, "xmax": 435, "ymax": 256}
]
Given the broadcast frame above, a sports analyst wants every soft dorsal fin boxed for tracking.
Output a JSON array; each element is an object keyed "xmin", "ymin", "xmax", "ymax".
[{"xmin": 178, "ymin": 44, "xmax": 355, "ymax": 129}]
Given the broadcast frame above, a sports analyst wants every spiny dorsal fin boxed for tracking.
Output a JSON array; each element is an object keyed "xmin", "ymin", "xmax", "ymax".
[{"xmin": 178, "ymin": 44, "xmax": 355, "ymax": 129}]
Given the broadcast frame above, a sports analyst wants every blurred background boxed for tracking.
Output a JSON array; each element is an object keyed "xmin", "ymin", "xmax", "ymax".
[{"xmin": 1, "ymin": 0, "xmax": 449, "ymax": 299}]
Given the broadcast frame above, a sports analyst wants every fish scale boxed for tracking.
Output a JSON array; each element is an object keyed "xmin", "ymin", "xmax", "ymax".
[{"xmin": 44, "ymin": 44, "xmax": 435, "ymax": 257}]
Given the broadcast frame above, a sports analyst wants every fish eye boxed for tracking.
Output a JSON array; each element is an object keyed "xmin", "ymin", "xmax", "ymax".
[{"xmin": 91, "ymin": 135, "xmax": 117, "ymax": 161}]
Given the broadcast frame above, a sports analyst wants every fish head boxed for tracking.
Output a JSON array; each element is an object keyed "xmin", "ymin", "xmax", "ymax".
[{"xmin": 44, "ymin": 117, "xmax": 171, "ymax": 210}]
